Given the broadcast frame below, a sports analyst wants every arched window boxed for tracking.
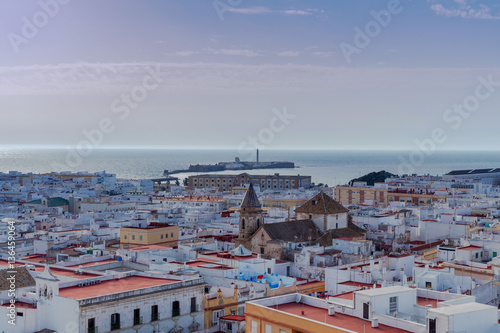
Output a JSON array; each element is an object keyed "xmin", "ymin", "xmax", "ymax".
[{"xmin": 242, "ymin": 219, "xmax": 245, "ymax": 229}]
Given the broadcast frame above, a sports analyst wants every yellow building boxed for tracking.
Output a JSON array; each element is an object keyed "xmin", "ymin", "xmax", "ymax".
[
  {"xmin": 245, "ymin": 293, "xmax": 405, "ymax": 333},
  {"xmin": 204, "ymin": 287, "xmax": 242, "ymax": 329},
  {"xmin": 120, "ymin": 222, "xmax": 179, "ymax": 248},
  {"xmin": 261, "ymin": 197, "xmax": 308, "ymax": 209},
  {"xmin": 335, "ymin": 185, "xmax": 447, "ymax": 207},
  {"xmin": 204, "ymin": 281, "xmax": 325, "ymax": 330}
]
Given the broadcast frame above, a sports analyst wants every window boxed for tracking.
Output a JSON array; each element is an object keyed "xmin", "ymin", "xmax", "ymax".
[
  {"xmin": 265, "ymin": 324, "xmax": 272, "ymax": 333},
  {"xmin": 172, "ymin": 301, "xmax": 180, "ymax": 317},
  {"xmin": 389, "ymin": 296, "xmax": 398, "ymax": 313},
  {"xmin": 166, "ymin": 233, "xmax": 168, "ymax": 238},
  {"xmin": 139, "ymin": 235, "xmax": 143, "ymax": 241},
  {"xmin": 88, "ymin": 318, "xmax": 96, "ymax": 333},
  {"xmin": 242, "ymin": 219, "xmax": 245, "ymax": 229},
  {"xmin": 267, "ymin": 268, "xmax": 271, "ymax": 274},
  {"xmin": 17, "ymin": 312, "xmax": 23, "ymax": 317},
  {"xmin": 132, "ymin": 235, "xmax": 135, "ymax": 241},
  {"xmin": 110, "ymin": 313, "xmax": 120, "ymax": 331},
  {"xmin": 261, "ymin": 247, "xmax": 265, "ymax": 254},
  {"xmin": 191, "ymin": 297, "xmax": 197, "ymax": 313},
  {"xmin": 133, "ymin": 308, "xmax": 141, "ymax": 326},
  {"xmin": 426, "ymin": 281, "xmax": 432, "ymax": 289},
  {"xmin": 161, "ymin": 234, "xmax": 163, "ymax": 239},
  {"xmin": 429, "ymin": 318, "xmax": 436, "ymax": 333},
  {"xmin": 251, "ymin": 320, "xmax": 258, "ymax": 333},
  {"xmin": 212, "ymin": 309, "xmax": 224, "ymax": 326},
  {"xmin": 171, "ymin": 232, "xmax": 173, "ymax": 237},
  {"xmin": 124, "ymin": 235, "xmax": 127, "ymax": 239}
]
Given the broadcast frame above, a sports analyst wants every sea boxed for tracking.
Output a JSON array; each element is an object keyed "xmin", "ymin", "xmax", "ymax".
[{"xmin": 1, "ymin": 148, "xmax": 500, "ymax": 186}]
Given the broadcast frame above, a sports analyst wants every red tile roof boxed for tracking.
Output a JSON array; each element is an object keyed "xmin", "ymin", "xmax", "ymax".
[
  {"xmin": 220, "ymin": 315, "xmax": 245, "ymax": 321},
  {"xmin": 458, "ymin": 245, "xmax": 483, "ymax": 251},
  {"xmin": 59, "ymin": 276, "xmax": 178, "ymax": 300},
  {"xmin": 269, "ymin": 303, "xmax": 410, "ymax": 332}
]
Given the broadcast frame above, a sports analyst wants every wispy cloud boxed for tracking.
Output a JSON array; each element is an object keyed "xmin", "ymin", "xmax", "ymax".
[
  {"xmin": 282, "ymin": 9, "xmax": 312, "ymax": 16},
  {"xmin": 227, "ymin": 6, "xmax": 272, "ymax": 14},
  {"xmin": 227, "ymin": 6, "xmax": 314, "ymax": 16},
  {"xmin": 206, "ymin": 48, "xmax": 261, "ymax": 57},
  {"xmin": 430, "ymin": 0, "xmax": 500, "ymax": 19},
  {"xmin": 2, "ymin": 62, "xmax": 497, "ymax": 96},
  {"xmin": 312, "ymin": 51, "xmax": 334, "ymax": 58},
  {"xmin": 166, "ymin": 50, "xmax": 200, "ymax": 57},
  {"xmin": 276, "ymin": 50, "xmax": 301, "ymax": 57}
]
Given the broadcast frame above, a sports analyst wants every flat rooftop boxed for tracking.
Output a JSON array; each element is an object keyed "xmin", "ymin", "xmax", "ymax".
[
  {"xmin": 130, "ymin": 245, "xmax": 171, "ymax": 251},
  {"xmin": 268, "ymin": 303, "xmax": 410, "ymax": 333},
  {"xmin": 0, "ymin": 260, "xmax": 100, "ymax": 279},
  {"xmin": 65, "ymin": 259, "xmax": 117, "ymax": 268},
  {"xmin": 59, "ymin": 276, "xmax": 178, "ymax": 300}
]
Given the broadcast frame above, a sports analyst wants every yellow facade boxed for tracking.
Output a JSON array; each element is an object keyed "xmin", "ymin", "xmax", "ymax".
[
  {"xmin": 120, "ymin": 224, "xmax": 179, "ymax": 248},
  {"xmin": 335, "ymin": 185, "xmax": 447, "ymax": 206},
  {"xmin": 261, "ymin": 197, "xmax": 308, "ymax": 209},
  {"xmin": 204, "ymin": 281, "xmax": 325, "ymax": 329},
  {"xmin": 204, "ymin": 288, "xmax": 241, "ymax": 329},
  {"xmin": 245, "ymin": 303, "xmax": 351, "ymax": 333}
]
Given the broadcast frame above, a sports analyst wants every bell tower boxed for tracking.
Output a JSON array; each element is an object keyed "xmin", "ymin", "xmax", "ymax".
[{"xmin": 236, "ymin": 183, "xmax": 263, "ymax": 247}]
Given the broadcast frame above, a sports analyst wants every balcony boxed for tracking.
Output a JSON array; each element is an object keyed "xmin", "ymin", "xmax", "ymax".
[
  {"xmin": 110, "ymin": 323, "xmax": 120, "ymax": 331},
  {"xmin": 172, "ymin": 308, "xmax": 180, "ymax": 317},
  {"xmin": 151, "ymin": 312, "xmax": 160, "ymax": 322},
  {"xmin": 88, "ymin": 327, "xmax": 98, "ymax": 333}
]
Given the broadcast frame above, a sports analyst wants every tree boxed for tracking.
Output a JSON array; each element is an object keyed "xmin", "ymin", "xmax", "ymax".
[
  {"xmin": 183, "ymin": 177, "xmax": 189, "ymax": 186},
  {"xmin": 175, "ymin": 179, "xmax": 180, "ymax": 186},
  {"xmin": 349, "ymin": 170, "xmax": 397, "ymax": 186}
]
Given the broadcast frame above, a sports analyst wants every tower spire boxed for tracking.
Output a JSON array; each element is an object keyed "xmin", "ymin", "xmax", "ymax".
[{"xmin": 240, "ymin": 183, "xmax": 261, "ymax": 209}]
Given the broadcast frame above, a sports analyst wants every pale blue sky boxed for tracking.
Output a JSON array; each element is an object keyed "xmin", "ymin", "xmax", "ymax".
[{"xmin": 0, "ymin": 0, "xmax": 499, "ymax": 150}]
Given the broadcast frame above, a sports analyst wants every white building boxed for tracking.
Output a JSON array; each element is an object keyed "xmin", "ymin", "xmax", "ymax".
[{"xmin": 0, "ymin": 266, "xmax": 205, "ymax": 333}]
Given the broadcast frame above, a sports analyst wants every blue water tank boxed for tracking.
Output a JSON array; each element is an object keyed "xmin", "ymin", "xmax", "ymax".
[{"xmin": 118, "ymin": 256, "xmax": 122, "ymax": 261}]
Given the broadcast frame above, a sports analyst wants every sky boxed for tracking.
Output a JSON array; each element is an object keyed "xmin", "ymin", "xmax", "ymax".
[{"xmin": 0, "ymin": 0, "xmax": 499, "ymax": 151}]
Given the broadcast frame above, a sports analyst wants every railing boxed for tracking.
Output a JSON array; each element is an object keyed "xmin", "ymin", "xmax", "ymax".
[
  {"xmin": 110, "ymin": 322, "xmax": 120, "ymax": 331},
  {"xmin": 191, "ymin": 304, "xmax": 198, "ymax": 313},
  {"xmin": 133, "ymin": 316, "xmax": 142, "ymax": 326},
  {"xmin": 88, "ymin": 326, "xmax": 98, "ymax": 333},
  {"xmin": 172, "ymin": 308, "xmax": 180, "ymax": 317},
  {"xmin": 151, "ymin": 312, "xmax": 160, "ymax": 322}
]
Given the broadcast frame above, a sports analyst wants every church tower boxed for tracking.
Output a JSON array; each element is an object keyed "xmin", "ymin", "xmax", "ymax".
[{"xmin": 236, "ymin": 183, "xmax": 263, "ymax": 247}]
